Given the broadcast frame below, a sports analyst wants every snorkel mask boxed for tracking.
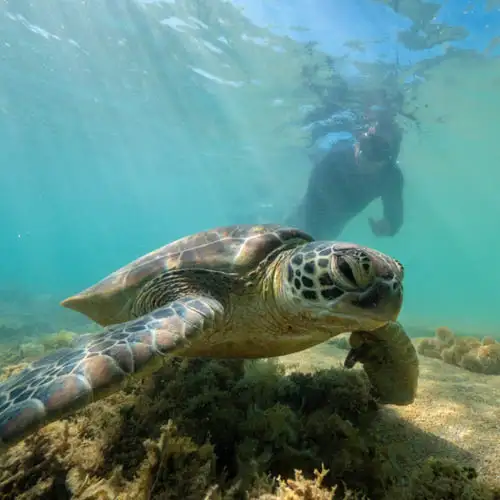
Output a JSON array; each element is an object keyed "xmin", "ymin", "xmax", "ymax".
[{"xmin": 358, "ymin": 125, "xmax": 395, "ymax": 164}]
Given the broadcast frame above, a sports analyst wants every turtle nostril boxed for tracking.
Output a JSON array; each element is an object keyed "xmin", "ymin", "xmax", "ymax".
[
  {"xmin": 381, "ymin": 270, "xmax": 395, "ymax": 280},
  {"xmin": 337, "ymin": 256, "xmax": 356, "ymax": 284},
  {"xmin": 353, "ymin": 284, "xmax": 382, "ymax": 309}
]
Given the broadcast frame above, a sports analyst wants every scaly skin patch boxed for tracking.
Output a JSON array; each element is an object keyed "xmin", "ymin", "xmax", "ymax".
[{"xmin": 0, "ymin": 296, "xmax": 224, "ymax": 450}]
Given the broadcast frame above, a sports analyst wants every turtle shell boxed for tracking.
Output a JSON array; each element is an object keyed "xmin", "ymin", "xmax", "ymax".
[{"xmin": 61, "ymin": 224, "xmax": 313, "ymax": 326}]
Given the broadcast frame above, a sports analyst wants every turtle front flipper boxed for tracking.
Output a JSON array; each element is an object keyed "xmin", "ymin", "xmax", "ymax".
[
  {"xmin": 344, "ymin": 322, "xmax": 419, "ymax": 406},
  {"xmin": 0, "ymin": 295, "xmax": 224, "ymax": 451}
]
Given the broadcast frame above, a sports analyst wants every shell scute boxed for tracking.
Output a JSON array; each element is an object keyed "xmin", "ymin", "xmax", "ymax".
[{"xmin": 61, "ymin": 224, "xmax": 312, "ymax": 326}]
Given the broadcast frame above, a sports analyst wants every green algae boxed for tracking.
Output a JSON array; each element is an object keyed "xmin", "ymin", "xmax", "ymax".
[
  {"xmin": 0, "ymin": 355, "xmax": 498, "ymax": 499},
  {"xmin": 39, "ymin": 330, "xmax": 76, "ymax": 352},
  {"xmin": 0, "ymin": 329, "xmax": 78, "ymax": 375}
]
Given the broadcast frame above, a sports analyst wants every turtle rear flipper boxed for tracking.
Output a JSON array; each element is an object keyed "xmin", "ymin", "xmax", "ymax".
[
  {"xmin": 345, "ymin": 322, "xmax": 419, "ymax": 406},
  {"xmin": 0, "ymin": 295, "xmax": 224, "ymax": 450}
]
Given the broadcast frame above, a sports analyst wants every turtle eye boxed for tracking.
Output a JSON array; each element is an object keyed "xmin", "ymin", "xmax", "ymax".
[
  {"xmin": 333, "ymin": 255, "xmax": 359, "ymax": 291},
  {"xmin": 332, "ymin": 251, "xmax": 376, "ymax": 291},
  {"xmin": 337, "ymin": 256, "xmax": 355, "ymax": 284}
]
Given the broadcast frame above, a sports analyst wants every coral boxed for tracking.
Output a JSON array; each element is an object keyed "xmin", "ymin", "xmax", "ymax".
[
  {"xmin": 473, "ymin": 344, "xmax": 500, "ymax": 375},
  {"xmin": 418, "ymin": 327, "xmax": 500, "ymax": 375},
  {"xmin": 39, "ymin": 330, "xmax": 77, "ymax": 352},
  {"xmin": 416, "ymin": 338, "xmax": 442, "ymax": 360},
  {"xmin": 0, "ymin": 357, "xmax": 498, "ymax": 499},
  {"xmin": 440, "ymin": 345, "xmax": 456, "ymax": 365},
  {"xmin": 482, "ymin": 336, "xmax": 496, "ymax": 346},
  {"xmin": 435, "ymin": 326, "xmax": 455, "ymax": 346},
  {"xmin": 459, "ymin": 352, "xmax": 485, "ymax": 374},
  {"xmin": 449, "ymin": 339, "xmax": 475, "ymax": 365},
  {"xmin": 0, "ymin": 345, "xmax": 25, "ymax": 369},
  {"xmin": 0, "ymin": 362, "xmax": 29, "ymax": 382},
  {"xmin": 461, "ymin": 337, "xmax": 482, "ymax": 350},
  {"xmin": 417, "ymin": 327, "xmax": 456, "ymax": 360},
  {"xmin": 19, "ymin": 342, "xmax": 45, "ymax": 361},
  {"xmin": 0, "ymin": 330, "xmax": 78, "ymax": 374}
]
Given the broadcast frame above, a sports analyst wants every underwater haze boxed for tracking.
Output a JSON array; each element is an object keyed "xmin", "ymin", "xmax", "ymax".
[
  {"xmin": 0, "ymin": 0, "xmax": 499, "ymax": 336},
  {"xmin": 4, "ymin": 2, "xmax": 500, "ymax": 499}
]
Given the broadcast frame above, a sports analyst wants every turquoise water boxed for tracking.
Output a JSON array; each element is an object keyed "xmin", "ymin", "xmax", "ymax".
[{"xmin": 0, "ymin": 0, "xmax": 499, "ymax": 337}]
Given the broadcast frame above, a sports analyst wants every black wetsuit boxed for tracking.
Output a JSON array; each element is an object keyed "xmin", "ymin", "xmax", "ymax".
[{"xmin": 288, "ymin": 145, "xmax": 404, "ymax": 239}]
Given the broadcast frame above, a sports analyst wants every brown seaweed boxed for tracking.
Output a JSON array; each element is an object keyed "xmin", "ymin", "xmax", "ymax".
[{"xmin": 0, "ymin": 356, "xmax": 498, "ymax": 499}]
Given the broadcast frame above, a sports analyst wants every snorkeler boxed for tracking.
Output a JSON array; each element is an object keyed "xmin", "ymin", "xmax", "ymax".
[{"xmin": 287, "ymin": 117, "xmax": 404, "ymax": 240}]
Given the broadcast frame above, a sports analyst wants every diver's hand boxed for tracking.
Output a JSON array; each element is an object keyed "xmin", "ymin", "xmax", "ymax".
[{"xmin": 368, "ymin": 217, "xmax": 392, "ymax": 237}]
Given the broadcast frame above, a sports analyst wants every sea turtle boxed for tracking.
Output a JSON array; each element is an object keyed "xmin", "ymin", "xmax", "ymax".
[{"xmin": 0, "ymin": 224, "xmax": 418, "ymax": 450}]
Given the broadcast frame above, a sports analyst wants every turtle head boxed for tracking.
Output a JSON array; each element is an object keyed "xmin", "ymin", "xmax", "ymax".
[{"xmin": 280, "ymin": 241, "xmax": 404, "ymax": 332}]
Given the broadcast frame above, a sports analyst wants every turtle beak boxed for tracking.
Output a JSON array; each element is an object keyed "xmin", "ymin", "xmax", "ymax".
[{"xmin": 352, "ymin": 280, "xmax": 402, "ymax": 323}]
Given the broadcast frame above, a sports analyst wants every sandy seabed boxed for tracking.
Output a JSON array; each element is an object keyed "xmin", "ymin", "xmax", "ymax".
[{"xmin": 285, "ymin": 342, "xmax": 500, "ymax": 486}]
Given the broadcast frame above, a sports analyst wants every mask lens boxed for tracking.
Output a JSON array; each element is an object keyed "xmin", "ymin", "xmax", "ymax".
[{"xmin": 361, "ymin": 134, "xmax": 391, "ymax": 162}]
